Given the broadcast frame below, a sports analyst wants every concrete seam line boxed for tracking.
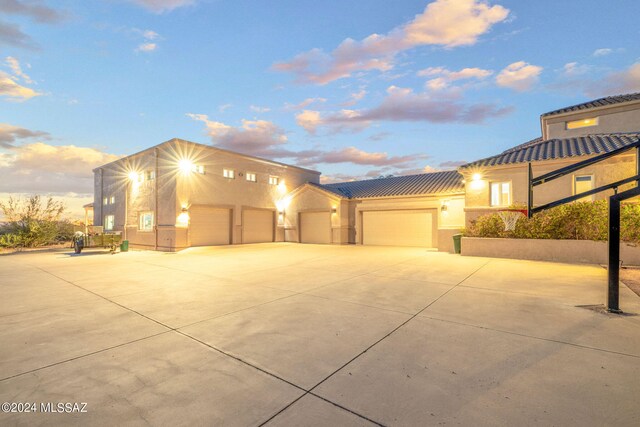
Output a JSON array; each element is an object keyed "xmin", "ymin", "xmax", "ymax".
[
  {"xmin": 0, "ymin": 331, "xmax": 170, "ymax": 382},
  {"xmin": 307, "ymin": 392, "xmax": 386, "ymax": 426},
  {"xmin": 303, "ymin": 259, "xmax": 492, "ymax": 395},
  {"xmin": 420, "ymin": 315, "xmax": 640, "ymax": 359},
  {"xmin": 174, "ymin": 329, "xmax": 386, "ymax": 427}
]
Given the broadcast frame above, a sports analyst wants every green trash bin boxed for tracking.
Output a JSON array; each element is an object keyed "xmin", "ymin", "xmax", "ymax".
[
  {"xmin": 452, "ymin": 234, "xmax": 462, "ymax": 254},
  {"xmin": 120, "ymin": 240, "xmax": 129, "ymax": 252}
]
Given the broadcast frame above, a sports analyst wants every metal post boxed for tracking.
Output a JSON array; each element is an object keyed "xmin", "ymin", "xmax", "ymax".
[
  {"xmin": 608, "ymin": 196, "xmax": 621, "ymax": 313},
  {"xmin": 527, "ymin": 163, "xmax": 533, "ymax": 218},
  {"xmin": 636, "ymin": 147, "xmax": 640, "ymax": 186}
]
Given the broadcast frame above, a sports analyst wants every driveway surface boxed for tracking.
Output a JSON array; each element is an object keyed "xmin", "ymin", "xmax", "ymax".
[{"xmin": 0, "ymin": 243, "xmax": 639, "ymax": 426}]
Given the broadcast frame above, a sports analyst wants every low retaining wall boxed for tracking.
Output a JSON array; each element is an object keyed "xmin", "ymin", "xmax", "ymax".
[{"xmin": 461, "ymin": 237, "xmax": 640, "ymax": 265}]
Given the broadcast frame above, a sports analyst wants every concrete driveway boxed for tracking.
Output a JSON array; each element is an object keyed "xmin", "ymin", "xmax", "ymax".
[{"xmin": 1, "ymin": 243, "xmax": 639, "ymax": 426}]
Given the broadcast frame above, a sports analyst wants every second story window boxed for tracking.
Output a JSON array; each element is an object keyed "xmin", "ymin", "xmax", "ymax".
[
  {"xmin": 490, "ymin": 182, "xmax": 511, "ymax": 207},
  {"xmin": 103, "ymin": 197, "xmax": 108, "ymax": 206},
  {"xmin": 269, "ymin": 175, "xmax": 279, "ymax": 185},
  {"xmin": 223, "ymin": 168, "xmax": 235, "ymax": 179},
  {"xmin": 566, "ymin": 117, "xmax": 598, "ymax": 130},
  {"xmin": 246, "ymin": 172, "xmax": 257, "ymax": 182},
  {"xmin": 109, "ymin": 196, "xmax": 115, "ymax": 204},
  {"xmin": 146, "ymin": 170, "xmax": 155, "ymax": 181}
]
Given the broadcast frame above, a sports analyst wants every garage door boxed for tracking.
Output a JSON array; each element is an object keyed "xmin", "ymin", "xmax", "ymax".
[
  {"xmin": 190, "ymin": 206, "xmax": 231, "ymax": 246},
  {"xmin": 362, "ymin": 210, "xmax": 433, "ymax": 247},
  {"xmin": 300, "ymin": 211, "xmax": 331, "ymax": 244},
  {"xmin": 243, "ymin": 209, "xmax": 274, "ymax": 243}
]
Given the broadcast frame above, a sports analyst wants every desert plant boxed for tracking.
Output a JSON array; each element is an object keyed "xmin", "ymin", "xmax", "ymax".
[
  {"xmin": 464, "ymin": 200, "xmax": 640, "ymax": 244},
  {"xmin": 0, "ymin": 195, "xmax": 68, "ymax": 248}
]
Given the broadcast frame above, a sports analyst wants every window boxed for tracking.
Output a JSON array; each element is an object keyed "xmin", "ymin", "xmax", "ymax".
[
  {"xmin": 490, "ymin": 182, "xmax": 511, "ymax": 206},
  {"xmin": 269, "ymin": 175, "xmax": 279, "ymax": 185},
  {"xmin": 139, "ymin": 212, "xmax": 154, "ymax": 231},
  {"xmin": 574, "ymin": 175, "xmax": 594, "ymax": 201},
  {"xmin": 566, "ymin": 117, "xmax": 598, "ymax": 130},
  {"xmin": 104, "ymin": 215, "xmax": 114, "ymax": 231},
  {"xmin": 223, "ymin": 168, "xmax": 235, "ymax": 179},
  {"xmin": 246, "ymin": 172, "xmax": 257, "ymax": 182},
  {"xmin": 109, "ymin": 196, "xmax": 115, "ymax": 204},
  {"xmin": 146, "ymin": 170, "xmax": 155, "ymax": 181},
  {"xmin": 103, "ymin": 197, "xmax": 108, "ymax": 206}
]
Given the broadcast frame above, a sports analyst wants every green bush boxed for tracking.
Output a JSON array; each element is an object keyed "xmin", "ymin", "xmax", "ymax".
[
  {"xmin": 0, "ymin": 195, "xmax": 73, "ymax": 248},
  {"xmin": 464, "ymin": 200, "xmax": 640, "ymax": 243}
]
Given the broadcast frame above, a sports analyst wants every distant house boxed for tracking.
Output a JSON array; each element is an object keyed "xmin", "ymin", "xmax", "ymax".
[{"xmin": 459, "ymin": 93, "xmax": 640, "ymax": 225}]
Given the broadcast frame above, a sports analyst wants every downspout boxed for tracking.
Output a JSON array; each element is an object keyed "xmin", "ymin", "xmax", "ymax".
[
  {"xmin": 155, "ymin": 147, "xmax": 159, "ymax": 250},
  {"xmin": 99, "ymin": 168, "xmax": 104, "ymax": 227}
]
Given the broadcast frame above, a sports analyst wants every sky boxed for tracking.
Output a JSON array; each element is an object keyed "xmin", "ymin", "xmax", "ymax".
[{"xmin": 1, "ymin": 0, "xmax": 640, "ymax": 218}]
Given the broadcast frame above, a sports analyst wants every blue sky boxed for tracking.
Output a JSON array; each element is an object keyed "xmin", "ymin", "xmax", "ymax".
[{"xmin": 1, "ymin": 0, "xmax": 639, "ymax": 216}]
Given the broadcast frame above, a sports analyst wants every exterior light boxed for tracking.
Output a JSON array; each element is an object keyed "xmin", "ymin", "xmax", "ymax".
[
  {"xmin": 179, "ymin": 159, "xmax": 194, "ymax": 174},
  {"xmin": 277, "ymin": 180, "xmax": 287, "ymax": 193},
  {"xmin": 472, "ymin": 173, "xmax": 482, "ymax": 182},
  {"xmin": 441, "ymin": 201, "xmax": 449, "ymax": 212},
  {"xmin": 128, "ymin": 171, "xmax": 139, "ymax": 181},
  {"xmin": 177, "ymin": 207, "xmax": 190, "ymax": 226},
  {"xmin": 331, "ymin": 206, "xmax": 337, "ymax": 214}
]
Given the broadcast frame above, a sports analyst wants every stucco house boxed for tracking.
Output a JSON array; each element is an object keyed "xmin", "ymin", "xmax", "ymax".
[
  {"xmin": 93, "ymin": 92, "xmax": 640, "ymax": 251},
  {"xmin": 459, "ymin": 93, "xmax": 640, "ymax": 225}
]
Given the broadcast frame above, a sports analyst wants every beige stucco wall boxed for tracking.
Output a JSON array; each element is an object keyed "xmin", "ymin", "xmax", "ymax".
[
  {"xmin": 282, "ymin": 186, "xmax": 352, "ymax": 244},
  {"xmin": 462, "ymin": 153, "xmax": 636, "ymax": 225},
  {"xmin": 354, "ymin": 194, "xmax": 465, "ymax": 250},
  {"xmin": 94, "ymin": 139, "xmax": 320, "ymax": 250},
  {"xmin": 462, "ymin": 237, "xmax": 640, "ymax": 265},
  {"xmin": 543, "ymin": 101, "xmax": 640, "ymax": 140}
]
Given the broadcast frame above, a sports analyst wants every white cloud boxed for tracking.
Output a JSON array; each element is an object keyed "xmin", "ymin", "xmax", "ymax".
[
  {"xmin": 340, "ymin": 89, "xmax": 367, "ymax": 106},
  {"xmin": 593, "ymin": 48, "xmax": 612, "ymax": 57},
  {"xmin": 187, "ymin": 113, "xmax": 427, "ymax": 169},
  {"xmin": 5, "ymin": 56, "xmax": 32, "ymax": 83},
  {"xmin": 562, "ymin": 62, "xmax": 591, "ymax": 77},
  {"xmin": 496, "ymin": 61, "xmax": 543, "ymax": 91},
  {"xmin": 250, "ymin": 105, "xmax": 271, "ymax": 113},
  {"xmin": 0, "ymin": 141, "xmax": 121, "ymax": 195},
  {"xmin": 298, "ymin": 85, "xmax": 513, "ymax": 134},
  {"xmin": 284, "ymin": 97, "xmax": 327, "ymax": 111},
  {"xmin": 218, "ymin": 103, "xmax": 232, "ymax": 112},
  {"xmin": 127, "ymin": 0, "xmax": 195, "ymax": 13},
  {"xmin": 136, "ymin": 42, "xmax": 157, "ymax": 52},
  {"xmin": 0, "ymin": 71, "xmax": 42, "ymax": 101},
  {"xmin": 0, "ymin": 123, "xmax": 50, "ymax": 148},
  {"xmin": 598, "ymin": 62, "xmax": 640, "ymax": 95},
  {"xmin": 418, "ymin": 66, "xmax": 493, "ymax": 90},
  {"xmin": 273, "ymin": 0, "xmax": 509, "ymax": 84}
]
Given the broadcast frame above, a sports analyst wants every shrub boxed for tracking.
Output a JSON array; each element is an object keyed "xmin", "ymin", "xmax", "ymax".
[
  {"xmin": 0, "ymin": 195, "xmax": 71, "ymax": 248},
  {"xmin": 464, "ymin": 200, "xmax": 640, "ymax": 244}
]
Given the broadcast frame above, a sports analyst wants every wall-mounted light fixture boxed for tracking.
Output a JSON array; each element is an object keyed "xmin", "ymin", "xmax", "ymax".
[
  {"xmin": 331, "ymin": 206, "xmax": 337, "ymax": 214},
  {"xmin": 472, "ymin": 173, "xmax": 482, "ymax": 182},
  {"xmin": 441, "ymin": 200, "xmax": 449, "ymax": 212},
  {"xmin": 177, "ymin": 206, "xmax": 190, "ymax": 226},
  {"xmin": 128, "ymin": 171, "xmax": 140, "ymax": 182}
]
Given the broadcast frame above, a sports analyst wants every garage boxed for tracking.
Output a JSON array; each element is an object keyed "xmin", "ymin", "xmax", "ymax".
[
  {"xmin": 189, "ymin": 206, "xmax": 232, "ymax": 246},
  {"xmin": 300, "ymin": 211, "xmax": 332, "ymax": 244},
  {"xmin": 243, "ymin": 209, "xmax": 274, "ymax": 243},
  {"xmin": 362, "ymin": 210, "xmax": 434, "ymax": 247}
]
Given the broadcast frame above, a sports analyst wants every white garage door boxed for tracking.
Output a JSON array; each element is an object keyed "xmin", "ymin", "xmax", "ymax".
[
  {"xmin": 190, "ymin": 206, "xmax": 231, "ymax": 246},
  {"xmin": 300, "ymin": 211, "xmax": 331, "ymax": 244},
  {"xmin": 362, "ymin": 210, "xmax": 433, "ymax": 247},
  {"xmin": 243, "ymin": 209, "xmax": 274, "ymax": 243}
]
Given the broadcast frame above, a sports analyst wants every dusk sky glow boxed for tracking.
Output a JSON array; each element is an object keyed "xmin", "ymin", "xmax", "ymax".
[{"xmin": 1, "ymin": 0, "xmax": 639, "ymax": 216}]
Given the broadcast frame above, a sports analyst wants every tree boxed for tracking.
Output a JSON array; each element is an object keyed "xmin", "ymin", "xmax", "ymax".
[{"xmin": 0, "ymin": 195, "xmax": 67, "ymax": 248}]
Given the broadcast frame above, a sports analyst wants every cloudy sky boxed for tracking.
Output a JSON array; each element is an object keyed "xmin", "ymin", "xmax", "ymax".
[{"xmin": 1, "ymin": 0, "xmax": 640, "ymax": 217}]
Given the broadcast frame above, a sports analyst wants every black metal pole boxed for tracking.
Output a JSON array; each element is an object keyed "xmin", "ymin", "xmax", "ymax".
[
  {"xmin": 528, "ymin": 163, "xmax": 533, "ymax": 218},
  {"xmin": 608, "ymin": 196, "xmax": 621, "ymax": 313}
]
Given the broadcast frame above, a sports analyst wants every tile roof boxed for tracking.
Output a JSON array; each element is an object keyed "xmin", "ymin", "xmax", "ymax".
[
  {"xmin": 319, "ymin": 170, "xmax": 464, "ymax": 199},
  {"xmin": 541, "ymin": 92, "xmax": 640, "ymax": 117},
  {"xmin": 462, "ymin": 133, "xmax": 640, "ymax": 168}
]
